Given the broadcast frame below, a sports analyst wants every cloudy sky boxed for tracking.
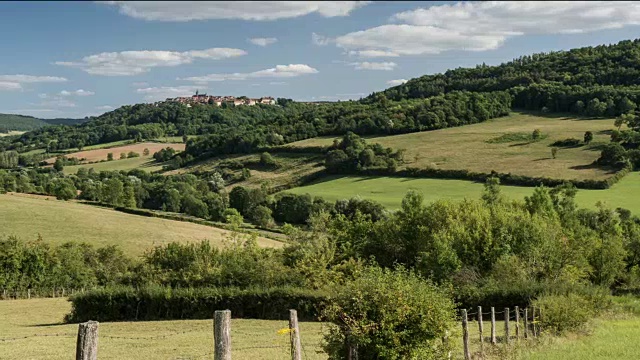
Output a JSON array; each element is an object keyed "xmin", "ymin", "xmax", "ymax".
[{"xmin": 1, "ymin": 1, "xmax": 640, "ymax": 118}]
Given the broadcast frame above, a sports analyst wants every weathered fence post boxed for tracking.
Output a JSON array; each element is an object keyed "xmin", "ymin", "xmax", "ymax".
[
  {"xmin": 27, "ymin": 289, "xmax": 31, "ymax": 299},
  {"xmin": 289, "ymin": 310, "xmax": 302, "ymax": 360},
  {"xmin": 490, "ymin": 307, "xmax": 497, "ymax": 345},
  {"xmin": 515, "ymin": 306, "xmax": 520, "ymax": 340},
  {"xmin": 214, "ymin": 310, "xmax": 231, "ymax": 360},
  {"xmin": 524, "ymin": 308, "xmax": 529, "ymax": 339},
  {"xmin": 478, "ymin": 306, "xmax": 484, "ymax": 355},
  {"xmin": 461, "ymin": 309, "xmax": 471, "ymax": 360},
  {"xmin": 504, "ymin": 308, "xmax": 510, "ymax": 345},
  {"xmin": 76, "ymin": 321, "xmax": 99, "ymax": 360},
  {"xmin": 62, "ymin": 288, "xmax": 66, "ymax": 297},
  {"xmin": 532, "ymin": 307, "xmax": 537, "ymax": 338},
  {"xmin": 443, "ymin": 330, "xmax": 452, "ymax": 360}
]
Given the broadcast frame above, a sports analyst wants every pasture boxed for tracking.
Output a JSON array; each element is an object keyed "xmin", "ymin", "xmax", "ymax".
[
  {"xmin": 0, "ymin": 130, "xmax": 25, "ymax": 137},
  {"xmin": 0, "ymin": 298, "xmax": 327, "ymax": 360},
  {"xmin": 289, "ymin": 112, "xmax": 619, "ymax": 181},
  {"xmin": 46, "ymin": 142, "xmax": 185, "ymax": 164},
  {"xmin": 62, "ymin": 156, "xmax": 165, "ymax": 175},
  {"xmin": 0, "ymin": 193, "xmax": 282, "ymax": 255},
  {"xmin": 285, "ymin": 172, "xmax": 640, "ymax": 214}
]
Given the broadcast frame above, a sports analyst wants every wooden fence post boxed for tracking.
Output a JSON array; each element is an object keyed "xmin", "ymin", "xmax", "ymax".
[
  {"xmin": 27, "ymin": 289, "xmax": 31, "ymax": 299},
  {"xmin": 504, "ymin": 308, "xmax": 510, "ymax": 345},
  {"xmin": 76, "ymin": 321, "xmax": 99, "ymax": 360},
  {"xmin": 478, "ymin": 306, "xmax": 484, "ymax": 355},
  {"xmin": 532, "ymin": 307, "xmax": 537, "ymax": 338},
  {"xmin": 515, "ymin": 306, "xmax": 520, "ymax": 340},
  {"xmin": 214, "ymin": 310, "xmax": 231, "ymax": 360},
  {"xmin": 524, "ymin": 308, "xmax": 529, "ymax": 339},
  {"xmin": 442, "ymin": 330, "xmax": 452, "ymax": 360},
  {"xmin": 289, "ymin": 310, "xmax": 302, "ymax": 360},
  {"xmin": 461, "ymin": 309, "xmax": 471, "ymax": 360},
  {"xmin": 490, "ymin": 307, "xmax": 497, "ymax": 345}
]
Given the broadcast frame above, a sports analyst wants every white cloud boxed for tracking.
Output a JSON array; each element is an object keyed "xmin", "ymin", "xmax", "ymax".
[
  {"xmin": 55, "ymin": 48, "xmax": 247, "ymax": 76},
  {"xmin": 136, "ymin": 85, "xmax": 205, "ymax": 101},
  {"xmin": 269, "ymin": 81, "xmax": 288, "ymax": 85},
  {"xmin": 131, "ymin": 82, "xmax": 149, "ymax": 87},
  {"xmin": 248, "ymin": 37, "xmax": 278, "ymax": 46},
  {"xmin": 387, "ymin": 79, "xmax": 408, "ymax": 86},
  {"xmin": 60, "ymin": 89, "xmax": 95, "ymax": 97},
  {"xmin": 96, "ymin": 105, "xmax": 114, "ymax": 110},
  {"xmin": 180, "ymin": 64, "xmax": 318, "ymax": 82},
  {"xmin": 99, "ymin": 1, "xmax": 369, "ymax": 21},
  {"xmin": 332, "ymin": 1, "xmax": 640, "ymax": 57},
  {"xmin": 312, "ymin": 32, "xmax": 332, "ymax": 46},
  {"xmin": 349, "ymin": 61, "xmax": 397, "ymax": 71},
  {"xmin": 0, "ymin": 82, "xmax": 22, "ymax": 91},
  {"xmin": 0, "ymin": 75, "xmax": 67, "ymax": 83}
]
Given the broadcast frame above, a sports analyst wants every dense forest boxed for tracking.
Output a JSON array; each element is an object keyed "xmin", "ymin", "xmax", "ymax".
[
  {"xmin": 0, "ymin": 113, "xmax": 49, "ymax": 132},
  {"xmin": 373, "ymin": 39, "xmax": 640, "ymax": 101}
]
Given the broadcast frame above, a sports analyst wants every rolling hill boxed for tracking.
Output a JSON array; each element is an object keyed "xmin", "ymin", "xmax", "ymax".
[{"xmin": 0, "ymin": 113, "xmax": 86, "ymax": 133}]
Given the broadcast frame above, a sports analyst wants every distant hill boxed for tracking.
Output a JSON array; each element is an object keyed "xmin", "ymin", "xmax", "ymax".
[
  {"xmin": 0, "ymin": 114, "xmax": 48, "ymax": 132},
  {"xmin": 0, "ymin": 113, "xmax": 86, "ymax": 133}
]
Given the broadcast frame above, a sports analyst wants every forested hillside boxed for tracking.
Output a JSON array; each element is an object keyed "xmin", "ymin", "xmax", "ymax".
[
  {"xmin": 373, "ymin": 39, "xmax": 640, "ymax": 101},
  {"xmin": 6, "ymin": 91, "xmax": 511, "ymax": 155},
  {"xmin": 0, "ymin": 113, "xmax": 48, "ymax": 132}
]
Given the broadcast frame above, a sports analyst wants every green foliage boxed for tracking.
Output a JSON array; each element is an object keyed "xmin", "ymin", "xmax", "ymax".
[
  {"xmin": 66, "ymin": 286, "xmax": 328, "ymax": 322},
  {"xmin": 120, "ymin": 152, "xmax": 127, "ymax": 160},
  {"xmin": 322, "ymin": 266, "xmax": 456, "ymax": 360},
  {"xmin": 551, "ymin": 138, "xmax": 582, "ymax": 147},
  {"xmin": 0, "ymin": 113, "xmax": 48, "ymax": 132},
  {"xmin": 143, "ymin": 148, "xmax": 150, "ymax": 156},
  {"xmin": 486, "ymin": 131, "xmax": 547, "ymax": 144},
  {"xmin": 153, "ymin": 147, "xmax": 176, "ymax": 162},
  {"xmin": 324, "ymin": 132, "xmax": 403, "ymax": 173},
  {"xmin": 532, "ymin": 128, "xmax": 542, "ymax": 140},
  {"xmin": 127, "ymin": 151, "xmax": 140, "ymax": 158},
  {"xmin": 552, "ymin": 147, "xmax": 559, "ymax": 159},
  {"xmin": 259, "ymin": 152, "xmax": 278, "ymax": 167},
  {"xmin": 53, "ymin": 158, "xmax": 64, "ymax": 172},
  {"xmin": 585, "ymin": 131, "xmax": 594, "ymax": 144},
  {"xmin": 250, "ymin": 205, "xmax": 274, "ymax": 228},
  {"xmin": 533, "ymin": 292, "xmax": 609, "ymax": 334},
  {"xmin": 107, "ymin": 153, "xmax": 113, "ymax": 161}
]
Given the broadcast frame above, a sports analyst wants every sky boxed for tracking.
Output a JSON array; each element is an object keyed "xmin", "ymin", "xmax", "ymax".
[{"xmin": 1, "ymin": 1, "xmax": 640, "ymax": 119}]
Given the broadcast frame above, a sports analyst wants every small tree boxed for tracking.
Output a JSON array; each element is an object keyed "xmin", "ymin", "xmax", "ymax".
[
  {"xmin": 532, "ymin": 128, "xmax": 542, "ymax": 140},
  {"xmin": 182, "ymin": 135, "xmax": 189, "ymax": 144},
  {"xmin": 250, "ymin": 205, "xmax": 274, "ymax": 228},
  {"xmin": 322, "ymin": 266, "xmax": 456, "ymax": 360},
  {"xmin": 143, "ymin": 148, "xmax": 150, "ymax": 156},
  {"xmin": 241, "ymin": 168, "xmax": 251, "ymax": 180},
  {"xmin": 53, "ymin": 158, "xmax": 64, "ymax": 172},
  {"xmin": 120, "ymin": 152, "xmax": 127, "ymax": 160},
  {"xmin": 551, "ymin": 147, "xmax": 559, "ymax": 159},
  {"xmin": 584, "ymin": 131, "xmax": 594, "ymax": 144},
  {"xmin": 127, "ymin": 151, "xmax": 140, "ymax": 158},
  {"xmin": 259, "ymin": 152, "xmax": 277, "ymax": 167},
  {"xmin": 481, "ymin": 176, "xmax": 503, "ymax": 205},
  {"xmin": 107, "ymin": 153, "xmax": 114, "ymax": 161}
]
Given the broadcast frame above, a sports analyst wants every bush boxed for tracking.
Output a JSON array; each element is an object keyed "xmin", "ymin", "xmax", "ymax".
[
  {"xmin": 551, "ymin": 138, "xmax": 582, "ymax": 147},
  {"xmin": 533, "ymin": 293, "xmax": 595, "ymax": 334},
  {"xmin": 127, "ymin": 151, "xmax": 140, "ymax": 158},
  {"xmin": 259, "ymin": 152, "xmax": 278, "ymax": 167},
  {"xmin": 322, "ymin": 266, "xmax": 455, "ymax": 360},
  {"xmin": 66, "ymin": 286, "xmax": 328, "ymax": 322}
]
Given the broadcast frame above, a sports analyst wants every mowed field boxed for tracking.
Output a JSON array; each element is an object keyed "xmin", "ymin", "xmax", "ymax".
[
  {"xmin": 0, "ymin": 130, "xmax": 25, "ymax": 137},
  {"xmin": 62, "ymin": 156, "xmax": 166, "ymax": 175},
  {"xmin": 46, "ymin": 142, "xmax": 185, "ymax": 164},
  {"xmin": 0, "ymin": 298, "xmax": 327, "ymax": 360},
  {"xmin": 289, "ymin": 112, "xmax": 619, "ymax": 181},
  {"xmin": 286, "ymin": 172, "xmax": 640, "ymax": 214},
  {"xmin": 0, "ymin": 193, "xmax": 282, "ymax": 255}
]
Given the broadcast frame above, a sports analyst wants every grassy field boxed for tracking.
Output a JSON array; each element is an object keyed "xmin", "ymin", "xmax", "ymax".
[
  {"xmin": 0, "ymin": 130, "xmax": 25, "ymax": 137},
  {"xmin": 0, "ymin": 193, "xmax": 282, "ymax": 255},
  {"xmin": 47, "ymin": 142, "xmax": 185, "ymax": 164},
  {"xmin": 62, "ymin": 156, "xmax": 165, "ymax": 175},
  {"xmin": 0, "ymin": 298, "xmax": 327, "ymax": 360},
  {"xmin": 289, "ymin": 112, "xmax": 619, "ymax": 181},
  {"xmin": 286, "ymin": 172, "xmax": 640, "ymax": 214},
  {"xmin": 172, "ymin": 152, "xmax": 325, "ymax": 190}
]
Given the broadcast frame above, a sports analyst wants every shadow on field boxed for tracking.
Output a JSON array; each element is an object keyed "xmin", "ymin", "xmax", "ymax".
[{"xmin": 28, "ymin": 322, "xmax": 66, "ymax": 327}]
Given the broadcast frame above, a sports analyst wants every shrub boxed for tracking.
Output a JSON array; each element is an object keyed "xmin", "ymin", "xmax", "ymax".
[
  {"xmin": 533, "ymin": 293, "xmax": 595, "ymax": 334},
  {"xmin": 120, "ymin": 152, "xmax": 127, "ymax": 160},
  {"xmin": 322, "ymin": 266, "xmax": 456, "ymax": 360},
  {"xmin": 143, "ymin": 148, "xmax": 150, "ymax": 156},
  {"xmin": 250, "ymin": 205, "xmax": 274, "ymax": 228},
  {"xmin": 127, "ymin": 151, "xmax": 140, "ymax": 158},
  {"xmin": 551, "ymin": 147, "xmax": 558, "ymax": 159},
  {"xmin": 259, "ymin": 152, "xmax": 278, "ymax": 167},
  {"xmin": 532, "ymin": 128, "xmax": 542, "ymax": 140},
  {"xmin": 107, "ymin": 153, "xmax": 113, "ymax": 161},
  {"xmin": 551, "ymin": 138, "xmax": 582, "ymax": 147},
  {"xmin": 66, "ymin": 286, "xmax": 329, "ymax": 323}
]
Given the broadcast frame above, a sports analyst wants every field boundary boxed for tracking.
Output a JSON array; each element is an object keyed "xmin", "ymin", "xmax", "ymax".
[{"xmin": 325, "ymin": 165, "xmax": 632, "ymax": 190}]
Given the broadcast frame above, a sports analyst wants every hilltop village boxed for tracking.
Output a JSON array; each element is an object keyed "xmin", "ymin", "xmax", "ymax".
[{"xmin": 163, "ymin": 91, "xmax": 276, "ymax": 107}]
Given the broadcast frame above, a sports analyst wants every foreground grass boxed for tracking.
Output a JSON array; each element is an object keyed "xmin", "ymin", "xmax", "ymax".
[
  {"xmin": 286, "ymin": 172, "xmax": 640, "ymax": 214},
  {"xmin": 0, "ymin": 193, "xmax": 282, "ymax": 255},
  {"xmin": 0, "ymin": 298, "xmax": 327, "ymax": 360},
  {"xmin": 289, "ymin": 111, "xmax": 618, "ymax": 181}
]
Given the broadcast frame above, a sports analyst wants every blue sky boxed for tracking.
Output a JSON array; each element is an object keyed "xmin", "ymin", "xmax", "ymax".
[{"xmin": 1, "ymin": 1, "xmax": 640, "ymax": 118}]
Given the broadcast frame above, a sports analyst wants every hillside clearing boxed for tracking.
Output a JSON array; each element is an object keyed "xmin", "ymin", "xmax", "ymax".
[
  {"xmin": 0, "ymin": 298, "xmax": 327, "ymax": 360},
  {"xmin": 288, "ymin": 112, "xmax": 619, "ymax": 181},
  {"xmin": 46, "ymin": 142, "xmax": 185, "ymax": 164},
  {"xmin": 0, "ymin": 193, "xmax": 282, "ymax": 255},
  {"xmin": 62, "ymin": 156, "xmax": 165, "ymax": 175},
  {"xmin": 285, "ymin": 172, "xmax": 640, "ymax": 214},
  {"xmin": 0, "ymin": 130, "xmax": 25, "ymax": 137}
]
